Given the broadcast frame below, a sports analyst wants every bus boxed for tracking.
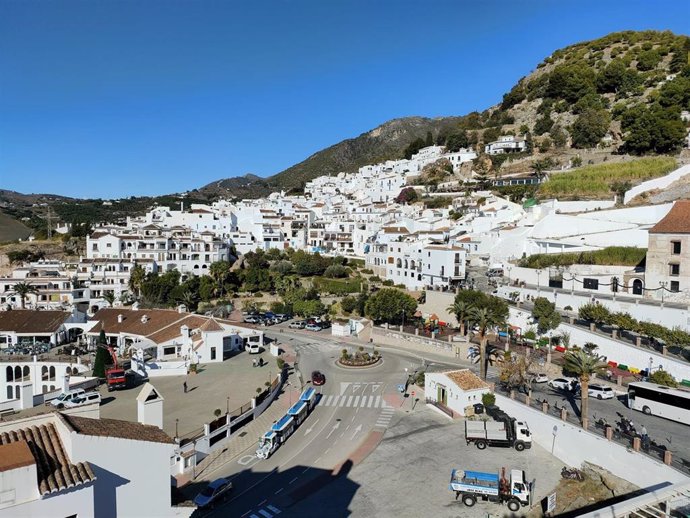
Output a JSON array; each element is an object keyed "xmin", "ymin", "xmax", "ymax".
[{"xmin": 627, "ymin": 382, "xmax": 690, "ymax": 425}]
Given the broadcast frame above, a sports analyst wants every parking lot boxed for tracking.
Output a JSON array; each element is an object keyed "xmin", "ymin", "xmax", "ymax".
[
  {"xmin": 98, "ymin": 348, "xmax": 276, "ymax": 438},
  {"xmin": 284, "ymin": 405, "xmax": 564, "ymax": 517}
]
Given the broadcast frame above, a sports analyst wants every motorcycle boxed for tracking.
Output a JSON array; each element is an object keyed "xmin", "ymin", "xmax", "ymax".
[{"xmin": 561, "ymin": 467, "xmax": 584, "ymax": 481}]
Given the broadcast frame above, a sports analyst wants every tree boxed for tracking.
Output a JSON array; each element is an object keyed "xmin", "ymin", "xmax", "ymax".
[
  {"xmin": 209, "ymin": 261, "xmax": 232, "ymax": 297},
  {"xmin": 270, "ymin": 260, "xmax": 294, "ymax": 275},
  {"xmin": 340, "ymin": 296, "xmax": 357, "ymax": 314},
  {"xmin": 445, "ymin": 131, "xmax": 469, "ymax": 152},
  {"xmin": 129, "ymin": 264, "xmax": 146, "ymax": 298},
  {"xmin": 563, "ymin": 350, "xmax": 608, "ymax": 427},
  {"xmin": 403, "ymin": 137, "xmax": 426, "ymax": 159},
  {"xmin": 10, "ymin": 282, "xmax": 38, "ymax": 309},
  {"xmin": 293, "ymin": 299, "xmax": 326, "ymax": 317},
  {"xmin": 531, "ymin": 297, "xmax": 561, "ymax": 335},
  {"xmin": 447, "ymin": 299, "xmax": 474, "ymax": 336},
  {"xmin": 649, "ymin": 369, "xmax": 678, "ymax": 388},
  {"xmin": 425, "ymin": 131, "xmax": 433, "ymax": 147},
  {"xmin": 499, "ymin": 355, "xmax": 535, "ymax": 393},
  {"xmin": 571, "ymin": 109, "xmax": 610, "ymax": 148},
  {"xmin": 394, "ymin": 187, "xmax": 418, "ymax": 204},
  {"xmin": 103, "ymin": 291, "xmax": 116, "ymax": 307},
  {"xmin": 551, "ymin": 124, "xmax": 567, "ymax": 148},
  {"xmin": 241, "ymin": 268, "xmax": 272, "ymax": 292},
  {"xmin": 323, "ymin": 264, "xmax": 348, "ymax": 278},
  {"xmin": 622, "ymin": 103, "xmax": 686, "ymax": 154},
  {"xmin": 578, "ymin": 303, "xmax": 612, "ymax": 325},
  {"xmin": 365, "ymin": 288, "xmax": 417, "ymax": 324},
  {"xmin": 291, "ymin": 250, "xmax": 329, "ymax": 277},
  {"xmin": 533, "ymin": 115, "xmax": 554, "ymax": 136},
  {"xmin": 469, "ymin": 306, "xmax": 506, "ymax": 379},
  {"xmin": 93, "ymin": 330, "xmax": 110, "ymax": 379}
]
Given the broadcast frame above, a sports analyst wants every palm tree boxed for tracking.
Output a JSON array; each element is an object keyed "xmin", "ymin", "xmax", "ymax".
[
  {"xmin": 180, "ymin": 289, "xmax": 198, "ymax": 312},
  {"xmin": 469, "ymin": 307, "xmax": 505, "ymax": 379},
  {"xmin": 102, "ymin": 291, "xmax": 116, "ymax": 307},
  {"xmin": 563, "ymin": 349, "xmax": 608, "ymax": 427},
  {"xmin": 10, "ymin": 282, "xmax": 38, "ymax": 309},
  {"xmin": 209, "ymin": 261, "xmax": 231, "ymax": 297},
  {"xmin": 129, "ymin": 264, "xmax": 146, "ymax": 298},
  {"xmin": 447, "ymin": 300, "xmax": 474, "ymax": 336}
]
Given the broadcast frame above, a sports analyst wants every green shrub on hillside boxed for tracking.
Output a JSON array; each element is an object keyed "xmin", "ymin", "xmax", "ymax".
[{"xmin": 518, "ymin": 247, "xmax": 647, "ymax": 269}]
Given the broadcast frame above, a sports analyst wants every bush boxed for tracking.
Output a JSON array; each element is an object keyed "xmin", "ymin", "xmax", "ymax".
[
  {"xmin": 276, "ymin": 358, "xmax": 286, "ymax": 370},
  {"xmin": 578, "ymin": 303, "xmax": 612, "ymax": 324},
  {"xmin": 649, "ymin": 369, "xmax": 678, "ymax": 388},
  {"xmin": 518, "ymin": 247, "xmax": 647, "ymax": 268},
  {"xmin": 323, "ymin": 264, "xmax": 348, "ymax": 278},
  {"xmin": 312, "ymin": 277, "xmax": 361, "ymax": 295},
  {"xmin": 361, "ymin": 268, "xmax": 374, "ymax": 275},
  {"xmin": 382, "ymin": 280, "xmax": 394, "ymax": 287},
  {"xmin": 482, "ymin": 392, "xmax": 496, "ymax": 407},
  {"xmin": 369, "ymin": 276, "xmax": 381, "ymax": 283},
  {"xmin": 415, "ymin": 372, "xmax": 425, "ymax": 387}
]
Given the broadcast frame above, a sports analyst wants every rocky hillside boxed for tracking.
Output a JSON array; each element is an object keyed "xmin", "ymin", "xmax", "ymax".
[{"xmin": 209, "ymin": 30, "xmax": 690, "ymax": 196}]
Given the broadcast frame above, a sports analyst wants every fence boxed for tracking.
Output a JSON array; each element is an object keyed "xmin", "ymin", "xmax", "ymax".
[{"xmin": 494, "ymin": 385, "xmax": 690, "ymax": 479}]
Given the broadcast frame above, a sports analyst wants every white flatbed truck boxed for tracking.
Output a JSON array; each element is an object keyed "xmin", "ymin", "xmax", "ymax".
[
  {"xmin": 449, "ymin": 467, "xmax": 532, "ymax": 512},
  {"xmin": 465, "ymin": 418, "xmax": 532, "ymax": 451}
]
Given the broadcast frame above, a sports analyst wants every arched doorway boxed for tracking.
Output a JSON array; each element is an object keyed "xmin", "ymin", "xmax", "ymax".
[{"xmin": 632, "ymin": 279, "xmax": 643, "ymax": 296}]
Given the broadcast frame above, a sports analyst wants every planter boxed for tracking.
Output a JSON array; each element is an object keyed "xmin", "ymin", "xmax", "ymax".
[
  {"xmin": 337, "ymin": 356, "xmax": 382, "ymax": 368},
  {"xmin": 554, "ymin": 346, "xmax": 566, "ymax": 353}
]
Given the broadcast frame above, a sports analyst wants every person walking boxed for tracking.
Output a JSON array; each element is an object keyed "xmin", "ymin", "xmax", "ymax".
[{"xmin": 183, "ymin": 381, "xmax": 188, "ymax": 394}]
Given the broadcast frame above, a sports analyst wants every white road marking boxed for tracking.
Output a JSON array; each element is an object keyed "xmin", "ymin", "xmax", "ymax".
[
  {"xmin": 274, "ymin": 488, "xmax": 284, "ymax": 495},
  {"xmin": 353, "ymin": 396, "xmax": 360, "ymax": 407},
  {"xmin": 258, "ymin": 510, "xmax": 272, "ymax": 518},
  {"xmin": 323, "ymin": 395, "xmax": 333, "ymax": 406},
  {"xmin": 303, "ymin": 418, "xmax": 320, "ymax": 436},
  {"xmin": 326, "ymin": 420, "xmax": 341, "ymax": 438},
  {"xmin": 367, "ymin": 396, "xmax": 374, "ymax": 407},
  {"xmin": 360, "ymin": 395, "xmax": 368, "ymax": 407},
  {"xmin": 346, "ymin": 396, "xmax": 353, "ymax": 407},
  {"xmin": 340, "ymin": 382, "xmax": 351, "ymax": 395},
  {"xmin": 249, "ymin": 514, "xmax": 260, "ymax": 518},
  {"xmin": 268, "ymin": 505, "xmax": 282, "ymax": 514},
  {"xmin": 351, "ymin": 424, "xmax": 363, "ymax": 439},
  {"xmin": 374, "ymin": 395, "xmax": 381, "ymax": 407},
  {"xmin": 289, "ymin": 477, "xmax": 298, "ymax": 484},
  {"xmin": 259, "ymin": 500, "xmax": 267, "ymax": 506}
]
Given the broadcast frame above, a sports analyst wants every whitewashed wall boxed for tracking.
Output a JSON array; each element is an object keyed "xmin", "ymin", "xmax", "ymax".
[
  {"xmin": 624, "ymin": 165, "xmax": 690, "ymax": 204},
  {"xmin": 496, "ymin": 395, "xmax": 688, "ymax": 487}
]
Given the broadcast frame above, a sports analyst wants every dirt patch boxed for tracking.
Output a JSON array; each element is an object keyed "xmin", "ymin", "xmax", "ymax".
[{"xmin": 527, "ymin": 462, "xmax": 639, "ymax": 517}]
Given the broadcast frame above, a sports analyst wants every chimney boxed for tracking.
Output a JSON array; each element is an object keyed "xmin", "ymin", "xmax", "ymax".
[
  {"xmin": 141, "ymin": 315, "xmax": 149, "ymax": 324},
  {"xmin": 132, "ymin": 302, "xmax": 139, "ymax": 311},
  {"xmin": 178, "ymin": 304, "xmax": 187, "ymax": 314},
  {"xmin": 117, "ymin": 314, "xmax": 124, "ymax": 323},
  {"xmin": 180, "ymin": 325, "xmax": 189, "ymax": 338}
]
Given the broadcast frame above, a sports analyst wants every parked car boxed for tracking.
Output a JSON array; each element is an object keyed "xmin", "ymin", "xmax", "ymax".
[
  {"xmin": 531, "ymin": 374, "xmax": 549, "ymax": 384},
  {"xmin": 548, "ymin": 378, "xmax": 578, "ymax": 391},
  {"xmin": 311, "ymin": 370, "xmax": 326, "ymax": 386},
  {"xmin": 588, "ymin": 384, "xmax": 615, "ymax": 400},
  {"xmin": 318, "ymin": 321, "xmax": 331, "ymax": 329},
  {"xmin": 193, "ymin": 478, "xmax": 233, "ymax": 508},
  {"xmin": 305, "ymin": 324, "xmax": 321, "ymax": 332},
  {"xmin": 63, "ymin": 391, "xmax": 102, "ymax": 408},
  {"xmin": 289, "ymin": 321, "xmax": 306, "ymax": 329},
  {"xmin": 51, "ymin": 388, "xmax": 86, "ymax": 408},
  {"xmin": 244, "ymin": 316, "xmax": 260, "ymax": 324}
]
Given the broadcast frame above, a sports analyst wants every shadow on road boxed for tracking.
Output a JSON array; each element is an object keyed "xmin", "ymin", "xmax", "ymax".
[{"xmin": 180, "ymin": 461, "xmax": 361, "ymax": 518}]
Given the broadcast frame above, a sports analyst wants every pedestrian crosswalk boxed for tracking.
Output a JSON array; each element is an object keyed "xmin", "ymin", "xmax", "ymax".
[
  {"xmin": 295, "ymin": 343, "xmax": 334, "ymax": 355},
  {"xmin": 318, "ymin": 394, "xmax": 388, "ymax": 408},
  {"xmin": 375, "ymin": 407, "xmax": 396, "ymax": 429},
  {"xmin": 249, "ymin": 504, "xmax": 281, "ymax": 518}
]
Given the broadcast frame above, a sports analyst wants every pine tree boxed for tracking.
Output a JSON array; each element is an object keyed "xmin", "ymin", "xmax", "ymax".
[{"xmin": 93, "ymin": 329, "xmax": 110, "ymax": 379}]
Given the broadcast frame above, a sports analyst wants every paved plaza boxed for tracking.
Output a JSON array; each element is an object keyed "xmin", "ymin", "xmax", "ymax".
[{"xmin": 99, "ymin": 350, "xmax": 280, "ymax": 438}]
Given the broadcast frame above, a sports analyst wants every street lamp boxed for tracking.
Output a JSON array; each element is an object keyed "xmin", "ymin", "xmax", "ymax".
[
  {"xmin": 536, "ymin": 269, "xmax": 543, "ymax": 295},
  {"xmin": 648, "ymin": 357, "xmax": 653, "ymax": 379},
  {"xmin": 506, "ymin": 266, "xmax": 513, "ymax": 285},
  {"xmin": 660, "ymin": 281, "xmax": 667, "ymax": 308}
]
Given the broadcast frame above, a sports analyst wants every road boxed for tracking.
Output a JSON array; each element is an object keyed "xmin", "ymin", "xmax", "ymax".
[
  {"xmin": 521, "ymin": 380, "xmax": 690, "ymax": 466},
  {"xmin": 186, "ymin": 326, "xmax": 462, "ymax": 518}
]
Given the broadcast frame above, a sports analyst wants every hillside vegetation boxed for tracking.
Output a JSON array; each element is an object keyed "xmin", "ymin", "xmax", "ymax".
[
  {"xmin": 537, "ymin": 156, "xmax": 677, "ymax": 199},
  {"xmin": 0, "ymin": 211, "xmax": 32, "ymax": 242},
  {"xmin": 518, "ymin": 247, "xmax": 647, "ymax": 269}
]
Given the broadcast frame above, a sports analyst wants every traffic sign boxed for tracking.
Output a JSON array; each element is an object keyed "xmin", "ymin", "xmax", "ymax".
[{"xmin": 547, "ymin": 492, "xmax": 556, "ymax": 513}]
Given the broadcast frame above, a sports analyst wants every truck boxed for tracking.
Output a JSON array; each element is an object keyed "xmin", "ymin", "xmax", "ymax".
[
  {"xmin": 98, "ymin": 345, "xmax": 131, "ymax": 391},
  {"xmin": 449, "ymin": 467, "xmax": 532, "ymax": 511},
  {"xmin": 465, "ymin": 418, "xmax": 532, "ymax": 451},
  {"xmin": 256, "ymin": 414, "xmax": 295, "ymax": 459}
]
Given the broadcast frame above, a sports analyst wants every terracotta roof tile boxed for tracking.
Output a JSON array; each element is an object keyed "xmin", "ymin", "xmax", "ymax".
[
  {"xmin": 0, "ymin": 423, "xmax": 96, "ymax": 495},
  {"xmin": 649, "ymin": 200, "xmax": 690, "ymax": 234},
  {"xmin": 60, "ymin": 414, "xmax": 175, "ymax": 444},
  {"xmin": 444, "ymin": 369, "xmax": 490, "ymax": 391},
  {"xmin": 0, "ymin": 310, "xmax": 70, "ymax": 334}
]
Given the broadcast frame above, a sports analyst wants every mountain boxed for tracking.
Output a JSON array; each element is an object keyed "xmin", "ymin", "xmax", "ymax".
[{"xmin": 3, "ymin": 30, "xmax": 690, "ymax": 232}]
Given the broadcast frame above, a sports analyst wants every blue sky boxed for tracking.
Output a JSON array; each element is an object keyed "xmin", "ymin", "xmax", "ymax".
[{"xmin": 1, "ymin": 0, "xmax": 688, "ymax": 199}]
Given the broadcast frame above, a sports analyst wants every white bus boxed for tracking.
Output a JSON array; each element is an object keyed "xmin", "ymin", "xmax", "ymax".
[{"xmin": 627, "ymin": 382, "xmax": 690, "ymax": 425}]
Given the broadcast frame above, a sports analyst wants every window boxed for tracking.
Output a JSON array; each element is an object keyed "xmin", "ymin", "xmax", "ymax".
[
  {"xmin": 670, "ymin": 264, "xmax": 680, "ymax": 276},
  {"xmin": 670, "ymin": 281, "xmax": 680, "ymax": 293},
  {"xmin": 672, "ymin": 241, "xmax": 681, "ymax": 255}
]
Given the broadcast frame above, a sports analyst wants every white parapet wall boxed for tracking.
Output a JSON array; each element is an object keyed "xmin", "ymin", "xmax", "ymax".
[
  {"xmin": 624, "ymin": 164, "xmax": 690, "ymax": 205},
  {"xmin": 495, "ymin": 394, "xmax": 689, "ymax": 488}
]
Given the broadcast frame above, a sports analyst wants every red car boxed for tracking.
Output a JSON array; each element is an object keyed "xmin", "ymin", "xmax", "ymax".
[{"xmin": 311, "ymin": 370, "xmax": 326, "ymax": 386}]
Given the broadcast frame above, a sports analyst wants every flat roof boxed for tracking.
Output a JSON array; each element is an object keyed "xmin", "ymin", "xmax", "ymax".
[{"xmin": 0, "ymin": 441, "xmax": 34, "ymax": 472}]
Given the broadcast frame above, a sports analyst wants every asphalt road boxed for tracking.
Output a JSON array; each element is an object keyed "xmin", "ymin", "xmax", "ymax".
[
  {"xmin": 188, "ymin": 327, "xmax": 459, "ymax": 518},
  {"xmin": 522, "ymin": 380, "xmax": 690, "ymax": 466}
]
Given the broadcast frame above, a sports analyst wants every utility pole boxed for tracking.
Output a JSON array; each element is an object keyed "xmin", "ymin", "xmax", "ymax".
[{"xmin": 44, "ymin": 205, "xmax": 55, "ymax": 240}]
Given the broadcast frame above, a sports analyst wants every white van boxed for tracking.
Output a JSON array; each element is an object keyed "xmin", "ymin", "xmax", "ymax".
[
  {"xmin": 245, "ymin": 343, "xmax": 262, "ymax": 354},
  {"xmin": 51, "ymin": 388, "xmax": 86, "ymax": 408},
  {"xmin": 63, "ymin": 391, "xmax": 102, "ymax": 408}
]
